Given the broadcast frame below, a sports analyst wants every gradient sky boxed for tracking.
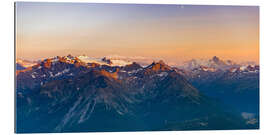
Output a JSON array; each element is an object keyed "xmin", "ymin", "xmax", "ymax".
[{"xmin": 16, "ymin": 2, "xmax": 259, "ymax": 64}]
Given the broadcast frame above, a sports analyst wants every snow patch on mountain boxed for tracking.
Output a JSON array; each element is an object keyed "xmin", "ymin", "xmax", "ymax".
[
  {"xmin": 77, "ymin": 55, "xmax": 105, "ymax": 65},
  {"xmin": 105, "ymin": 55, "xmax": 154, "ymax": 66},
  {"xmin": 157, "ymin": 72, "xmax": 168, "ymax": 77},
  {"xmin": 77, "ymin": 55, "xmax": 132, "ymax": 66},
  {"xmin": 179, "ymin": 56, "xmax": 240, "ymax": 71},
  {"xmin": 54, "ymin": 69, "xmax": 70, "ymax": 77}
]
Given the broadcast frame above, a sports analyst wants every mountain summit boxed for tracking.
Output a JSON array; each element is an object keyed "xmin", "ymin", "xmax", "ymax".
[
  {"xmin": 16, "ymin": 55, "xmax": 250, "ymax": 133},
  {"xmin": 180, "ymin": 56, "xmax": 241, "ymax": 71},
  {"xmin": 146, "ymin": 60, "xmax": 171, "ymax": 71}
]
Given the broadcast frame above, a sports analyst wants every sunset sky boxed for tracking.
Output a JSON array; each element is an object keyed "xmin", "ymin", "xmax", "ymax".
[{"xmin": 16, "ymin": 2, "xmax": 259, "ymax": 64}]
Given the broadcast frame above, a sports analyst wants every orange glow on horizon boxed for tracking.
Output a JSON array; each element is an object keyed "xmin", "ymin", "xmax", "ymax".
[{"xmin": 16, "ymin": 3, "xmax": 259, "ymax": 64}]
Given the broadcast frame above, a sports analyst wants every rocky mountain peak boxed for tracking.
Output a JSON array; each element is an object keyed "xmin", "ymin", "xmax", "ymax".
[
  {"xmin": 147, "ymin": 60, "xmax": 171, "ymax": 71},
  {"xmin": 101, "ymin": 57, "xmax": 113, "ymax": 65},
  {"xmin": 212, "ymin": 56, "xmax": 220, "ymax": 63}
]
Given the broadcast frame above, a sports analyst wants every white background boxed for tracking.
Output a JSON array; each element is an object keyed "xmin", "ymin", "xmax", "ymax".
[{"xmin": 0, "ymin": 0, "xmax": 269, "ymax": 134}]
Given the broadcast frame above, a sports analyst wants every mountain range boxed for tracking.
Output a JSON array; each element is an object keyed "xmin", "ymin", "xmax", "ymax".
[{"xmin": 15, "ymin": 55, "xmax": 259, "ymax": 133}]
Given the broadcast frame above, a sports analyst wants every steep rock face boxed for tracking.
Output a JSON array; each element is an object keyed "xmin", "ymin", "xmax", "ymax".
[
  {"xmin": 146, "ymin": 60, "xmax": 171, "ymax": 71},
  {"xmin": 16, "ymin": 56, "xmax": 251, "ymax": 133}
]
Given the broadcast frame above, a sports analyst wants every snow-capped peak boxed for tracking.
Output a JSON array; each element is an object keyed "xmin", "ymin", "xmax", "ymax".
[
  {"xmin": 77, "ymin": 55, "xmax": 132, "ymax": 67},
  {"xmin": 229, "ymin": 65, "xmax": 259, "ymax": 73},
  {"xmin": 180, "ymin": 56, "xmax": 239, "ymax": 71}
]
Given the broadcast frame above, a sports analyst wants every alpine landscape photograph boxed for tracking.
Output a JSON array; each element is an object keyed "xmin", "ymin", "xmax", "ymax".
[{"xmin": 15, "ymin": 2, "xmax": 260, "ymax": 133}]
